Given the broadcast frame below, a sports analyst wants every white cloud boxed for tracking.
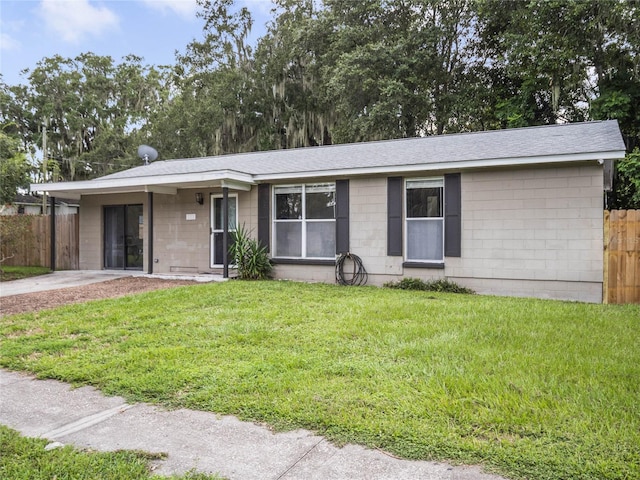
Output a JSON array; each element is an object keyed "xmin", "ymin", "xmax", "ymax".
[
  {"xmin": 1, "ymin": 32, "xmax": 21, "ymax": 52},
  {"xmin": 139, "ymin": 0, "xmax": 198, "ymax": 19},
  {"xmin": 38, "ymin": 0, "xmax": 119, "ymax": 43}
]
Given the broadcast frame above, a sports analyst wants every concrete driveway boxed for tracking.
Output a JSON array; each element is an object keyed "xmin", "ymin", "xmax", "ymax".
[{"xmin": 0, "ymin": 270, "xmax": 132, "ymax": 297}]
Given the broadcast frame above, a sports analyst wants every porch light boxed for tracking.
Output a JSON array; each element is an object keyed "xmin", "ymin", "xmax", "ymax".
[{"xmin": 195, "ymin": 193, "xmax": 204, "ymax": 205}]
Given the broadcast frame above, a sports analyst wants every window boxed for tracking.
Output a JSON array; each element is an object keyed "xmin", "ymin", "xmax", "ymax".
[
  {"xmin": 273, "ymin": 183, "xmax": 336, "ymax": 259},
  {"xmin": 405, "ymin": 178, "xmax": 444, "ymax": 262}
]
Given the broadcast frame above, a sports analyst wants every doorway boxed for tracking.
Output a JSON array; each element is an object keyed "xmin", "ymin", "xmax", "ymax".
[
  {"xmin": 104, "ymin": 204, "xmax": 144, "ymax": 270},
  {"xmin": 211, "ymin": 194, "xmax": 237, "ymax": 267}
]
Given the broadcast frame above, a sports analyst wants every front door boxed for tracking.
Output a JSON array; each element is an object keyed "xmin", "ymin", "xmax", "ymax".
[
  {"xmin": 104, "ymin": 204, "xmax": 143, "ymax": 270},
  {"xmin": 211, "ymin": 194, "xmax": 237, "ymax": 267}
]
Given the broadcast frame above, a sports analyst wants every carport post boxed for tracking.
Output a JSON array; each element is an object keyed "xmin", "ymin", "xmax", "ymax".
[
  {"xmin": 50, "ymin": 196, "xmax": 56, "ymax": 271},
  {"xmin": 222, "ymin": 187, "xmax": 229, "ymax": 278},
  {"xmin": 147, "ymin": 192, "xmax": 154, "ymax": 274}
]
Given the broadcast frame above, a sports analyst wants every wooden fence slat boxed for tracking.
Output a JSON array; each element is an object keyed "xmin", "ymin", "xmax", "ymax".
[
  {"xmin": 604, "ymin": 210, "xmax": 640, "ymax": 304},
  {"xmin": 1, "ymin": 214, "xmax": 78, "ymax": 270},
  {"xmin": 603, "ymin": 210, "xmax": 610, "ymax": 304}
]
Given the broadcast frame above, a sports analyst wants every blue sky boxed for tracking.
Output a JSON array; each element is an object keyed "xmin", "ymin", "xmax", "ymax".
[{"xmin": 0, "ymin": 0, "xmax": 272, "ymax": 86}]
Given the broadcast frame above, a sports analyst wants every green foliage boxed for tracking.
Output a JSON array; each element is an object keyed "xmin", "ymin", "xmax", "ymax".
[
  {"xmin": 0, "ymin": 425, "xmax": 222, "ymax": 479},
  {"xmin": 1, "ymin": 0, "xmax": 639, "ymax": 201},
  {"xmin": 1, "ymin": 53, "xmax": 167, "ymax": 182},
  {"xmin": 608, "ymin": 149, "xmax": 640, "ymax": 209},
  {"xmin": 0, "ymin": 266, "xmax": 50, "ymax": 282},
  {"xmin": 0, "ymin": 131, "xmax": 30, "ymax": 205},
  {"xmin": 229, "ymin": 223, "xmax": 272, "ymax": 280},
  {"xmin": 383, "ymin": 277, "xmax": 475, "ymax": 294},
  {"xmin": 0, "ymin": 282, "xmax": 638, "ymax": 479},
  {"xmin": 251, "ymin": 0, "xmax": 334, "ymax": 149}
]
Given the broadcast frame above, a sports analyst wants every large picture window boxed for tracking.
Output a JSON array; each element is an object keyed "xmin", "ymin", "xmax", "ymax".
[
  {"xmin": 274, "ymin": 183, "xmax": 336, "ymax": 259},
  {"xmin": 406, "ymin": 178, "xmax": 444, "ymax": 262}
]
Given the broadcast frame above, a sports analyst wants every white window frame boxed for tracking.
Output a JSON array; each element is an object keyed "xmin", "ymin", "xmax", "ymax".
[
  {"xmin": 272, "ymin": 183, "xmax": 336, "ymax": 259},
  {"xmin": 405, "ymin": 177, "xmax": 445, "ymax": 263}
]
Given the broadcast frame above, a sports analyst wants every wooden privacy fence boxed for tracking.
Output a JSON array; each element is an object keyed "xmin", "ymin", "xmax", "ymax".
[
  {"xmin": 0, "ymin": 214, "xmax": 79, "ymax": 270},
  {"xmin": 604, "ymin": 210, "xmax": 640, "ymax": 304}
]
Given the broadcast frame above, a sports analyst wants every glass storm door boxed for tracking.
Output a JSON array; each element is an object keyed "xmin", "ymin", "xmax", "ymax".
[
  {"xmin": 211, "ymin": 194, "xmax": 237, "ymax": 267},
  {"xmin": 104, "ymin": 205, "xmax": 143, "ymax": 270}
]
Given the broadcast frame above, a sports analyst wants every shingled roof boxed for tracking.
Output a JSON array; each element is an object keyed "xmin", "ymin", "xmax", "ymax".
[{"xmin": 32, "ymin": 121, "xmax": 626, "ymax": 197}]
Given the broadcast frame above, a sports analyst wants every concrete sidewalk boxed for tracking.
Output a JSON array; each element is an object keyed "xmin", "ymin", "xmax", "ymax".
[{"xmin": 0, "ymin": 370, "xmax": 507, "ymax": 480}]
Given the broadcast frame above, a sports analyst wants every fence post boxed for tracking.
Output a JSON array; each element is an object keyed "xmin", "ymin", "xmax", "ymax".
[
  {"xmin": 50, "ymin": 196, "xmax": 56, "ymax": 271},
  {"xmin": 603, "ymin": 210, "xmax": 610, "ymax": 304}
]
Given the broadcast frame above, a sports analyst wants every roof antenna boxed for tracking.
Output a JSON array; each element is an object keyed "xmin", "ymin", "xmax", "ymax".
[{"xmin": 137, "ymin": 145, "xmax": 158, "ymax": 165}]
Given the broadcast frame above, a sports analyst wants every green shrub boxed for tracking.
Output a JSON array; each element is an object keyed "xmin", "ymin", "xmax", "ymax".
[
  {"xmin": 383, "ymin": 277, "xmax": 475, "ymax": 294},
  {"xmin": 229, "ymin": 224, "xmax": 273, "ymax": 280}
]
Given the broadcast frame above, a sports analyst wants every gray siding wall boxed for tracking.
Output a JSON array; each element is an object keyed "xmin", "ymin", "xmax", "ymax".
[
  {"xmin": 78, "ymin": 164, "xmax": 604, "ymax": 302},
  {"xmin": 451, "ymin": 165, "xmax": 604, "ymax": 302},
  {"xmin": 271, "ymin": 165, "xmax": 604, "ymax": 302},
  {"xmin": 79, "ymin": 188, "xmax": 257, "ymax": 274},
  {"xmin": 79, "ymin": 192, "xmax": 146, "ymax": 270}
]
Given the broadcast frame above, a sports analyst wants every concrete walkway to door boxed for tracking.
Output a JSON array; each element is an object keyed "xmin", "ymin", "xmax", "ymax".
[
  {"xmin": 0, "ymin": 270, "xmax": 223, "ymax": 297},
  {"xmin": 0, "ymin": 270, "xmax": 132, "ymax": 297}
]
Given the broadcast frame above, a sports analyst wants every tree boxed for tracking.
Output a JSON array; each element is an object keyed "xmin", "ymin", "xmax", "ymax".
[
  {"xmin": 1, "ymin": 54, "xmax": 167, "ymax": 182},
  {"xmin": 308, "ymin": 0, "xmax": 482, "ymax": 141},
  {"xmin": 251, "ymin": 0, "xmax": 335, "ymax": 149},
  {"xmin": 2, "ymin": 0, "xmax": 638, "ymax": 208},
  {"xmin": 476, "ymin": 0, "xmax": 640, "ymax": 207},
  {"xmin": 0, "ymin": 130, "xmax": 30, "ymax": 206},
  {"xmin": 607, "ymin": 149, "xmax": 640, "ymax": 209},
  {"xmin": 149, "ymin": 0, "xmax": 259, "ymax": 158}
]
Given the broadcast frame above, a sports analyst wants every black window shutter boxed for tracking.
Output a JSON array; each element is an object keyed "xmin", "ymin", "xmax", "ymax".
[
  {"xmin": 387, "ymin": 177, "xmax": 403, "ymax": 256},
  {"xmin": 335, "ymin": 179, "xmax": 349, "ymax": 254},
  {"xmin": 444, "ymin": 173, "xmax": 461, "ymax": 257},
  {"xmin": 257, "ymin": 183, "xmax": 270, "ymax": 250}
]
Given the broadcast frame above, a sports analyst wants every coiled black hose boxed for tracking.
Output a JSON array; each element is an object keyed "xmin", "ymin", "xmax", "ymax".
[{"xmin": 335, "ymin": 252, "xmax": 368, "ymax": 286}]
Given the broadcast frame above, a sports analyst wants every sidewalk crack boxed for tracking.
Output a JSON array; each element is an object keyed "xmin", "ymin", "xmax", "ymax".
[
  {"xmin": 275, "ymin": 437, "xmax": 325, "ymax": 480},
  {"xmin": 41, "ymin": 404, "xmax": 132, "ymax": 439}
]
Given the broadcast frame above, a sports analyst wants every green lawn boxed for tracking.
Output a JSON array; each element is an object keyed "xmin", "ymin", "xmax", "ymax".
[
  {"xmin": 0, "ymin": 425, "xmax": 221, "ymax": 479},
  {"xmin": 1, "ymin": 281, "xmax": 638, "ymax": 480},
  {"xmin": 0, "ymin": 266, "xmax": 51, "ymax": 282}
]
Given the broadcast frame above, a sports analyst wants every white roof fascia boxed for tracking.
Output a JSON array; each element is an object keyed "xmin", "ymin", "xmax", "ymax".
[
  {"xmin": 145, "ymin": 186, "xmax": 177, "ymax": 195},
  {"xmin": 137, "ymin": 169, "xmax": 254, "ymax": 185},
  {"xmin": 221, "ymin": 179, "xmax": 252, "ymax": 192},
  {"xmin": 31, "ymin": 189, "xmax": 82, "ymax": 200},
  {"xmin": 31, "ymin": 180, "xmax": 92, "ymax": 194},
  {"xmin": 252, "ymin": 150, "xmax": 626, "ymax": 182},
  {"xmin": 31, "ymin": 170, "xmax": 254, "ymax": 196}
]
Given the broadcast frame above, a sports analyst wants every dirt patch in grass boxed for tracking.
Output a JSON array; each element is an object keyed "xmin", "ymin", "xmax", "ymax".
[{"xmin": 0, "ymin": 277, "xmax": 197, "ymax": 316}]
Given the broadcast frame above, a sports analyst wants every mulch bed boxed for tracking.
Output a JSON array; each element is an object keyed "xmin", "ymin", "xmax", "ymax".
[{"xmin": 0, "ymin": 277, "xmax": 197, "ymax": 316}]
